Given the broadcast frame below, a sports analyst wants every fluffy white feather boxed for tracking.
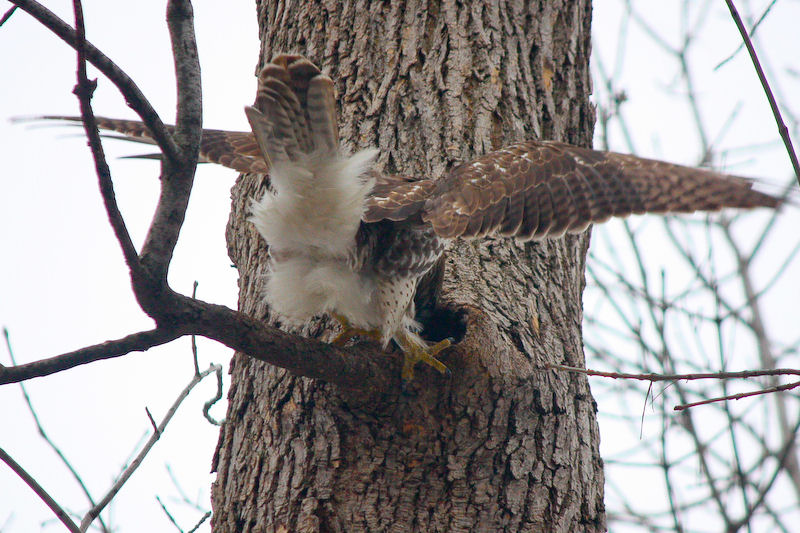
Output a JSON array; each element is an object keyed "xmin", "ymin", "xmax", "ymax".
[
  {"xmin": 265, "ymin": 256, "xmax": 376, "ymax": 327},
  {"xmin": 249, "ymin": 148, "xmax": 380, "ymax": 328},
  {"xmin": 249, "ymin": 148, "xmax": 378, "ymax": 256}
]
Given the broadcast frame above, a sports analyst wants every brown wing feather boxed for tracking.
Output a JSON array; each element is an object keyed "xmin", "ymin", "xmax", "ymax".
[
  {"xmin": 421, "ymin": 140, "xmax": 780, "ymax": 240},
  {"xmin": 364, "ymin": 175, "xmax": 438, "ymax": 223},
  {"xmin": 246, "ymin": 55, "xmax": 339, "ymax": 165},
  {"xmin": 37, "ymin": 115, "xmax": 267, "ymax": 174}
]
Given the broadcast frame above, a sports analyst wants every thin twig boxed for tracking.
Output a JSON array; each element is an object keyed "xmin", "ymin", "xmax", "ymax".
[
  {"xmin": 69, "ymin": 0, "xmax": 143, "ymax": 287},
  {"xmin": 724, "ymin": 0, "xmax": 800, "ymax": 184},
  {"xmin": 547, "ymin": 363, "xmax": 800, "ymax": 382},
  {"xmin": 203, "ymin": 365, "xmax": 224, "ymax": 426},
  {"xmin": 191, "ymin": 281, "xmax": 199, "ymax": 376},
  {"xmin": 715, "ymin": 0, "xmax": 778, "ymax": 71},
  {"xmin": 8, "ymin": 0, "xmax": 181, "ymax": 162},
  {"xmin": 145, "ymin": 407, "xmax": 159, "ymax": 434},
  {"xmin": 187, "ymin": 512, "xmax": 211, "ymax": 533},
  {"xmin": 79, "ymin": 364, "xmax": 222, "ymax": 532},
  {"xmin": 156, "ymin": 495, "xmax": 184, "ymax": 533},
  {"xmin": 165, "ymin": 464, "xmax": 208, "ymax": 512},
  {"xmin": 0, "ymin": 5, "xmax": 17, "ymax": 26},
  {"xmin": 0, "ymin": 447, "xmax": 80, "ymax": 533},
  {"xmin": 3, "ymin": 329, "xmax": 109, "ymax": 532},
  {"xmin": 674, "ymin": 380, "xmax": 800, "ymax": 410}
]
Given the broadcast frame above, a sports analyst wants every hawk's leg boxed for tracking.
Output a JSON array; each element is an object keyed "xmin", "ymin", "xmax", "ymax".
[
  {"xmin": 330, "ymin": 313, "xmax": 382, "ymax": 347},
  {"xmin": 396, "ymin": 330, "xmax": 452, "ymax": 383}
]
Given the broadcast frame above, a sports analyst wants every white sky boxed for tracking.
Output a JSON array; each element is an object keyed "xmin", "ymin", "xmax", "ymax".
[{"xmin": 0, "ymin": 1, "xmax": 798, "ymax": 532}]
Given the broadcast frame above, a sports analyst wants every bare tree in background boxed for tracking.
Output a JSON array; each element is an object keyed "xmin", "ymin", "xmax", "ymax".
[
  {"xmin": 588, "ymin": 1, "xmax": 800, "ymax": 531},
  {"xmin": 1, "ymin": 0, "xmax": 797, "ymax": 532}
]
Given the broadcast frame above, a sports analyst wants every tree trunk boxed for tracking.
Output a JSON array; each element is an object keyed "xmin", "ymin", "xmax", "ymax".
[{"xmin": 212, "ymin": 1, "xmax": 604, "ymax": 531}]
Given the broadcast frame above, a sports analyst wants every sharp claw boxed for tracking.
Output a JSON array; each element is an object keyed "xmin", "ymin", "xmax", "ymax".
[
  {"xmin": 330, "ymin": 313, "xmax": 381, "ymax": 346},
  {"xmin": 399, "ymin": 336, "xmax": 453, "ymax": 383}
]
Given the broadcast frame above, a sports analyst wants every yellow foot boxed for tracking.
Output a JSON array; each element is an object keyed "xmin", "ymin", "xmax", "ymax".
[
  {"xmin": 399, "ymin": 338, "xmax": 453, "ymax": 383},
  {"xmin": 330, "ymin": 313, "xmax": 382, "ymax": 347}
]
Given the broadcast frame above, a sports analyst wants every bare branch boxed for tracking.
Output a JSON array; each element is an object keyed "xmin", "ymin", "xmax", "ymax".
[
  {"xmin": 0, "ymin": 447, "xmax": 80, "ymax": 533},
  {"xmin": 0, "ymin": 5, "xmax": 17, "ymax": 26},
  {"xmin": 145, "ymin": 407, "xmax": 159, "ymax": 434},
  {"xmin": 8, "ymin": 0, "xmax": 181, "ymax": 163},
  {"xmin": 186, "ymin": 512, "xmax": 211, "ymax": 533},
  {"xmin": 0, "ymin": 328, "xmax": 183, "ymax": 385},
  {"xmin": 69, "ymin": 0, "xmax": 144, "ymax": 287},
  {"xmin": 674, "ymin": 380, "xmax": 800, "ymax": 410},
  {"xmin": 591, "ymin": 2, "xmax": 800, "ymax": 529},
  {"xmin": 180, "ymin": 297, "xmax": 403, "ymax": 393},
  {"xmin": 167, "ymin": 0, "xmax": 202, "ymax": 152},
  {"xmin": 155, "ymin": 496, "xmax": 184, "ymax": 533},
  {"xmin": 79, "ymin": 364, "xmax": 222, "ymax": 532},
  {"xmin": 0, "ymin": 293, "xmax": 407, "ymax": 394},
  {"xmin": 191, "ymin": 281, "xmax": 199, "ymax": 376},
  {"xmin": 165, "ymin": 464, "xmax": 208, "ymax": 512},
  {"xmin": 137, "ymin": 0, "xmax": 202, "ymax": 287},
  {"xmin": 3, "ymin": 328, "xmax": 110, "ymax": 532},
  {"xmin": 714, "ymin": 0, "xmax": 778, "ymax": 70},
  {"xmin": 203, "ymin": 365, "xmax": 224, "ymax": 426},
  {"xmin": 724, "ymin": 0, "xmax": 800, "ymax": 184},
  {"xmin": 547, "ymin": 363, "xmax": 800, "ymax": 382}
]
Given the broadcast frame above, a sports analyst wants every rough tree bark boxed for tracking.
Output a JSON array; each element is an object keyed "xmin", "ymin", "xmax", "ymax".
[{"xmin": 212, "ymin": 1, "xmax": 604, "ymax": 531}]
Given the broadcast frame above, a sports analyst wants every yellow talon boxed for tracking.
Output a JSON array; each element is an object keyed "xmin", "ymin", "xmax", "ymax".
[
  {"xmin": 330, "ymin": 313, "xmax": 382, "ymax": 346},
  {"xmin": 331, "ymin": 315, "xmax": 453, "ymax": 384},
  {"xmin": 398, "ymin": 335, "xmax": 452, "ymax": 383}
]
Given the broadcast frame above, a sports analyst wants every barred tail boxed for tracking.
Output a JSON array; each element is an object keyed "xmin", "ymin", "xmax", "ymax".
[{"xmin": 245, "ymin": 54, "xmax": 339, "ymax": 167}]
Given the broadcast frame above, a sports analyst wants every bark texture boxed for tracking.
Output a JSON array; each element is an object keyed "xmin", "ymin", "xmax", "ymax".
[{"xmin": 212, "ymin": 1, "xmax": 604, "ymax": 531}]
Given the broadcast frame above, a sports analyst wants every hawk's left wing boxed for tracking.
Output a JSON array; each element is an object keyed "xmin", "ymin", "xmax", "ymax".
[{"xmin": 363, "ymin": 141, "xmax": 781, "ymax": 240}]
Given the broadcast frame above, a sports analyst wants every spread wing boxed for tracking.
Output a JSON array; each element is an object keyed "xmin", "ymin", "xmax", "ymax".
[
  {"xmin": 31, "ymin": 115, "xmax": 268, "ymax": 174},
  {"xmin": 363, "ymin": 141, "xmax": 781, "ymax": 240}
]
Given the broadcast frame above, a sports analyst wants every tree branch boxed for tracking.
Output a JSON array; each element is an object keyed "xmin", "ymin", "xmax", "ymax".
[
  {"xmin": 4, "ymin": 328, "xmax": 110, "ymax": 532},
  {"xmin": 546, "ymin": 363, "xmax": 800, "ymax": 381},
  {"xmin": 79, "ymin": 364, "xmax": 221, "ymax": 532},
  {"xmin": 724, "ymin": 0, "xmax": 800, "ymax": 184},
  {"xmin": 69, "ymin": 0, "xmax": 144, "ymax": 288},
  {"xmin": 548, "ymin": 363, "xmax": 800, "ymax": 410},
  {"xmin": 8, "ymin": 0, "xmax": 181, "ymax": 164},
  {"xmin": 137, "ymin": 0, "xmax": 202, "ymax": 287},
  {"xmin": 0, "ymin": 447, "xmax": 80, "ymax": 533},
  {"xmin": 674, "ymin": 380, "xmax": 800, "ymax": 410},
  {"xmin": 0, "ymin": 295, "xmax": 402, "ymax": 394},
  {"xmin": 202, "ymin": 365, "xmax": 224, "ymax": 426},
  {"xmin": 0, "ymin": 328, "xmax": 183, "ymax": 385},
  {"xmin": 179, "ymin": 296, "xmax": 401, "ymax": 392},
  {"xmin": 0, "ymin": 5, "xmax": 17, "ymax": 26}
]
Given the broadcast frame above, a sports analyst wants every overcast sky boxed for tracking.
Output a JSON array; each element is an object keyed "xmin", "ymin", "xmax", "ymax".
[{"xmin": 1, "ymin": 1, "xmax": 798, "ymax": 532}]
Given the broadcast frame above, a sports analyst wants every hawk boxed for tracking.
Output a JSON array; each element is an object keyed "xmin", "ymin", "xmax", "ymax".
[{"xmin": 43, "ymin": 54, "xmax": 780, "ymax": 381}]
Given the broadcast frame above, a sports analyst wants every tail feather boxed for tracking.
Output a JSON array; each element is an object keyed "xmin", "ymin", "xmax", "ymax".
[
  {"xmin": 248, "ymin": 55, "xmax": 340, "ymax": 166},
  {"xmin": 245, "ymin": 97, "xmax": 294, "ymax": 166},
  {"xmin": 306, "ymin": 75, "xmax": 339, "ymax": 153}
]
